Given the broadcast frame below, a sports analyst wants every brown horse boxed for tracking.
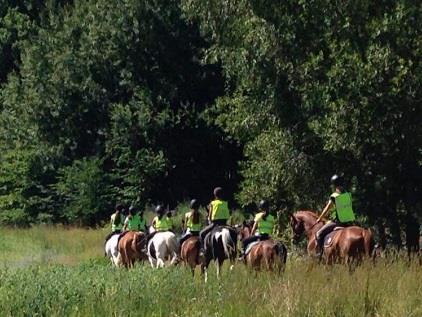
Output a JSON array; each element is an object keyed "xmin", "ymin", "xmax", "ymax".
[
  {"xmin": 290, "ymin": 211, "xmax": 373, "ymax": 265},
  {"xmin": 180, "ymin": 235, "xmax": 203, "ymax": 276},
  {"xmin": 118, "ymin": 231, "xmax": 148, "ymax": 268},
  {"xmin": 239, "ymin": 222, "xmax": 287, "ymax": 272}
]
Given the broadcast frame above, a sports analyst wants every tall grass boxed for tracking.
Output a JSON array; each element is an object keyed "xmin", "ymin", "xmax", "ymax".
[{"xmin": 0, "ymin": 227, "xmax": 420, "ymax": 317}]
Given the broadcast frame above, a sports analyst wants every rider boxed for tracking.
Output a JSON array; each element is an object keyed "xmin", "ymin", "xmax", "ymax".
[
  {"xmin": 315, "ymin": 174, "xmax": 356, "ymax": 256},
  {"xmin": 240, "ymin": 200, "xmax": 275, "ymax": 259},
  {"xmin": 199, "ymin": 187, "xmax": 230, "ymax": 255},
  {"xmin": 148, "ymin": 205, "xmax": 173, "ymax": 240},
  {"xmin": 104, "ymin": 203, "xmax": 125, "ymax": 242},
  {"xmin": 123, "ymin": 205, "xmax": 147, "ymax": 232},
  {"xmin": 179, "ymin": 199, "xmax": 203, "ymax": 248}
]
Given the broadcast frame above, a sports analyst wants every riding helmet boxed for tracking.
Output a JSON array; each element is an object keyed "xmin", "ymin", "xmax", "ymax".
[
  {"xmin": 258, "ymin": 200, "xmax": 269, "ymax": 211},
  {"xmin": 129, "ymin": 205, "xmax": 136, "ymax": 213},
  {"xmin": 155, "ymin": 205, "xmax": 165, "ymax": 214},
  {"xmin": 190, "ymin": 199, "xmax": 200, "ymax": 209},
  {"xmin": 330, "ymin": 174, "xmax": 344, "ymax": 187},
  {"xmin": 213, "ymin": 187, "xmax": 223, "ymax": 198}
]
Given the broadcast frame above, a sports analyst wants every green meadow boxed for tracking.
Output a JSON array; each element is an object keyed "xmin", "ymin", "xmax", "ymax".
[{"xmin": 0, "ymin": 226, "xmax": 420, "ymax": 317}]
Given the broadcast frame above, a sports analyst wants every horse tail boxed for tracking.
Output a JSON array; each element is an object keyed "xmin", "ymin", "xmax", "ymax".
[
  {"xmin": 275, "ymin": 242, "xmax": 288, "ymax": 265},
  {"xmin": 348, "ymin": 233, "xmax": 365, "ymax": 264},
  {"xmin": 221, "ymin": 229, "xmax": 235, "ymax": 259}
]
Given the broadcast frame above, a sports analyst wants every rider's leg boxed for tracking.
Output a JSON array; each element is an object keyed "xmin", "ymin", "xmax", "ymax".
[
  {"xmin": 241, "ymin": 235, "xmax": 260, "ymax": 259},
  {"xmin": 178, "ymin": 232, "xmax": 191, "ymax": 253},
  {"xmin": 315, "ymin": 222, "xmax": 337, "ymax": 255},
  {"xmin": 199, "ymin": 223, "xmax": 215, "ymax": 252}
]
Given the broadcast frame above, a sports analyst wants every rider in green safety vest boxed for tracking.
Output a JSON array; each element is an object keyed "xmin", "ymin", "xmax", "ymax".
[
  {"xmin": 147, "ymin": 205, "xmax": 174, "ymax": 241},
  {"xmin": 315, "ymin": 174, "xmax": 356, "ymax": 256},
  {"xmin": 199, "ymin": 187, "xmax": 231, "ymax": 254},
  {"xmin": 179, "ymin": 199, "xmax": 203, "ymax": 249},
  {"xmin": 105, "ymin": 203, "xmax": 125, "ymax": 242},
  {"xmin": 123, "ymin": 205, "xmax": 147, "ymax": 232},
  {"xmin": 240, "ymin": 200, "xmax": 275, "ymax": 259}
]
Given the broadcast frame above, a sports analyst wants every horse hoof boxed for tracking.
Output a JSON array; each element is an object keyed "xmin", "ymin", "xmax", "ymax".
[{"xmin": 229, "ymin": 264, "xmax": 234, "ymax": 271}]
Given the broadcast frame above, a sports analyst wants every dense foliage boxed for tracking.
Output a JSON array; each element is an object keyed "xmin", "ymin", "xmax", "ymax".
[{"xmin": 0, "ymin": 0, "xmax": 420, "ymax": 245}]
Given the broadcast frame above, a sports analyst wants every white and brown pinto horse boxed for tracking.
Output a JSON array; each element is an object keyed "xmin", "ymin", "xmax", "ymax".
[
  {"xmin": 105, "ymin": 231, "xmax": 148, "ymax": 268},
  {"xmin": 147, "ymin": 227, "xmax": 178, "ymax": 268}
]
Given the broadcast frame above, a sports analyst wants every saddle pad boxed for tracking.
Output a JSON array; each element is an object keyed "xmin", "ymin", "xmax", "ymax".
[
  {"xmin": 323, "ymin": 231, "xmax": 336, "ymax": 248},
  {"xmin": 245, "ymin": 241, "xmax": 259, "ymax": 255}
]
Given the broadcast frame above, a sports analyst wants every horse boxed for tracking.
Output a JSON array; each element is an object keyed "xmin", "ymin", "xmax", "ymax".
[
  {"xmin": 238, "ymin": 222, "xmax": 287, "ymax": 273},
  {"xmin": 203, "ymin": 226, "xmax": 237, "ymax": 282},
  {"xmin": 290, "ymin": 211, "xmax": 372, "ymax": 266},
  {"xmin": 118, "ymin": 231, "xmax": 148, "ymax": 268},
  {"xmin": 180, "ymin": 235, "xmax": 202, "ymax": 276},
  {"xmin": 105, "ymin": 233, "xmax": 122, "ymax": 267},
  {"xmin": 147, "ymin": 230, "xmax": 178, "ymax": 268}
]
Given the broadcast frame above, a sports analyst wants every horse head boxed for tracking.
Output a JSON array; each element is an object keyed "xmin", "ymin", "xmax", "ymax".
[
  {"xmin": 237, "ymin": 220, "xmax": 253, "ymax": 241},
  {"xmin": 290, "ymin": 213, "xmax": 305, "ymax": 242}
]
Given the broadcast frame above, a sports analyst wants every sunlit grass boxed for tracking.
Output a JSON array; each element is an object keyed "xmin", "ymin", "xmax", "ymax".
[{"xmin": 0, "ymin": 227, "xmax": 420, "ymax": 317}]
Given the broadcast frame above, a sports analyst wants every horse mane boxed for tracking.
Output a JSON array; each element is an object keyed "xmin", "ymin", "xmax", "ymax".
[{"xmin": 294, "ymin": 210, "xmax": 319, "ymax": 219}]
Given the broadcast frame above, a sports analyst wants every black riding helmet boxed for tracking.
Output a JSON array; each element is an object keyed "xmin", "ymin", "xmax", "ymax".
[
  {"xmin": 190, "ymin": 199, "xmax": 200, "ymax": 210},
  {"xmin": 258, "ymin": 200, "xmax": 269, "ymax": 211},
  {"xmin": 129, "ymin": 205, "xmax": 136, "ymax": 214},
  {"xmin": 155, "ymin": 205, "xmax": 165, "ymax": 215},
  {"xmin": 330, "ymin": 174, "xmax": 344, "ymax": 187}
]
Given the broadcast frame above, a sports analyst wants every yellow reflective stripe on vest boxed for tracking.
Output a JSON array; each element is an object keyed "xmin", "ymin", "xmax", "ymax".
[
  {"xmin": 210, "ymin": 200, "xmax": 229, "ymax": 221},
  {"xmin": 334, "ymin": 192, "xmax": 355, "ymax": 223},
  {"xmin": 186, "ymin": 212, "xmax": 201, "ymax": 232},
  {"xmin": 257, "ymin": 213, "xmax": 275, "ymax": 235},
  {"xmin": 154, "ymin": 216, "xmax": 172, "ymax": 231}
]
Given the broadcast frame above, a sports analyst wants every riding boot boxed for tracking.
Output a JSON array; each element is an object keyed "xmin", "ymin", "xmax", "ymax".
[{"xmin": 315, "ymin": 236, "xmax": 323, "ymax": 257}]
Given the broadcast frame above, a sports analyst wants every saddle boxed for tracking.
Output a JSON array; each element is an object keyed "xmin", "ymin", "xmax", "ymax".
[
  {"xmin": 245, "ymin": 241, "xmax": 260, "ymax": 255},
  {"xmin": 323, "ymin": 227, "xmax": 344, "ymax": 247}
]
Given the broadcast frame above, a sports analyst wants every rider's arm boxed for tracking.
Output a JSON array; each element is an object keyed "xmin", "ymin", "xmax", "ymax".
[
  {"xmin": 207, "ymin": 204, "xmax": 212, "ymax": 222},
  {"xmin": 151, "ymin": 217, "xmax": 157, "ymax": 229},
  {"xmin": 317, "ymin": 200, "xmax": 334, "ymax": 222},
  {"xmin": 251, "ymin": 222, "xmax": 258, "ymax": 236},
  {"xmin": 123, "ymin": 217, "xmax": 129, "ymax": 231}
]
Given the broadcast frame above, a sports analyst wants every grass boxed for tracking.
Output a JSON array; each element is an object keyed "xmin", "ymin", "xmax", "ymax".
[{"xmin": 0, "ymin": 226, "xmax": 420, "ymax": 317}]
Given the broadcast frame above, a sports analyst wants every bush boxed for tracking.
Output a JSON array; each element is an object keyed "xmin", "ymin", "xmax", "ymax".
[{"xmin": 0, "ymin": 209, "xmax": 31, "ymax": 227}]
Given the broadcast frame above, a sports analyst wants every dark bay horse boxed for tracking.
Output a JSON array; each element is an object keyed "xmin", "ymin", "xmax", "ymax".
[
  {"xmin": 203, "ymin": 226, "xmax": 237, "ymax": 282},
  {"xmin": 290, "ymin": 211, "xmax": 374, "ymax": 265},
  {"xmin": 239, "ymin": 222, "xmax": 287, "ymax": 272},
  {"xmin": 180, "ymin": 235, "xmax": 202, "ymax": 276}
]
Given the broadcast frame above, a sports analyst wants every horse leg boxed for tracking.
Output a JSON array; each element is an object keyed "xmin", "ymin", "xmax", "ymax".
[
  {"xmin": 149, "ymin": 257, "xmax": 157, "ymax": 268},
  {"xmin": 217, "ymin": 257, "xmax": 225, "ymax": 280}
]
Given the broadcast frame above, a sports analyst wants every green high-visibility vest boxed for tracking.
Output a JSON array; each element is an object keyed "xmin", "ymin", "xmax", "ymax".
[
  {"xmin": 185, "ymin": 211, "xmax": 202, "ymax": 232},
  {"xmin": 330, "ymin": 192, "xmax": 355, "ymax": 223},
  {"xmin": 111, "ymin": 213, "xmax": 123, "ymax": 232},
  {"xmin": 127, "ymin": 214, "xmax": 147, "ymax": 231},
  {"xmin": 210, "ymin": 200, "xmax": 230, "ymax": 221},
  {"xmin": 255, "ymin": 212, "xmax": 275, "ymax": 235},
  {"xmin": 154, "ymin": 216, "xmax": 172, "ymax": 232}
]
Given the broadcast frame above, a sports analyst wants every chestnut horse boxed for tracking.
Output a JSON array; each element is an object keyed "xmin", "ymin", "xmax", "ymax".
[
  {"xmin": 118, "ymin": 231, "xmax": 148, "ymax": 268},
  {"xmin": 239, "ymin": 222, "xmax": 287, "ymax": 272},
  {"xmin": 290, "ymin": 211, "xmax": 374, "ymax": 265},
  {"xmin": 180, "ymin": 235, "xmax": 203, "ymax": 276}
]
